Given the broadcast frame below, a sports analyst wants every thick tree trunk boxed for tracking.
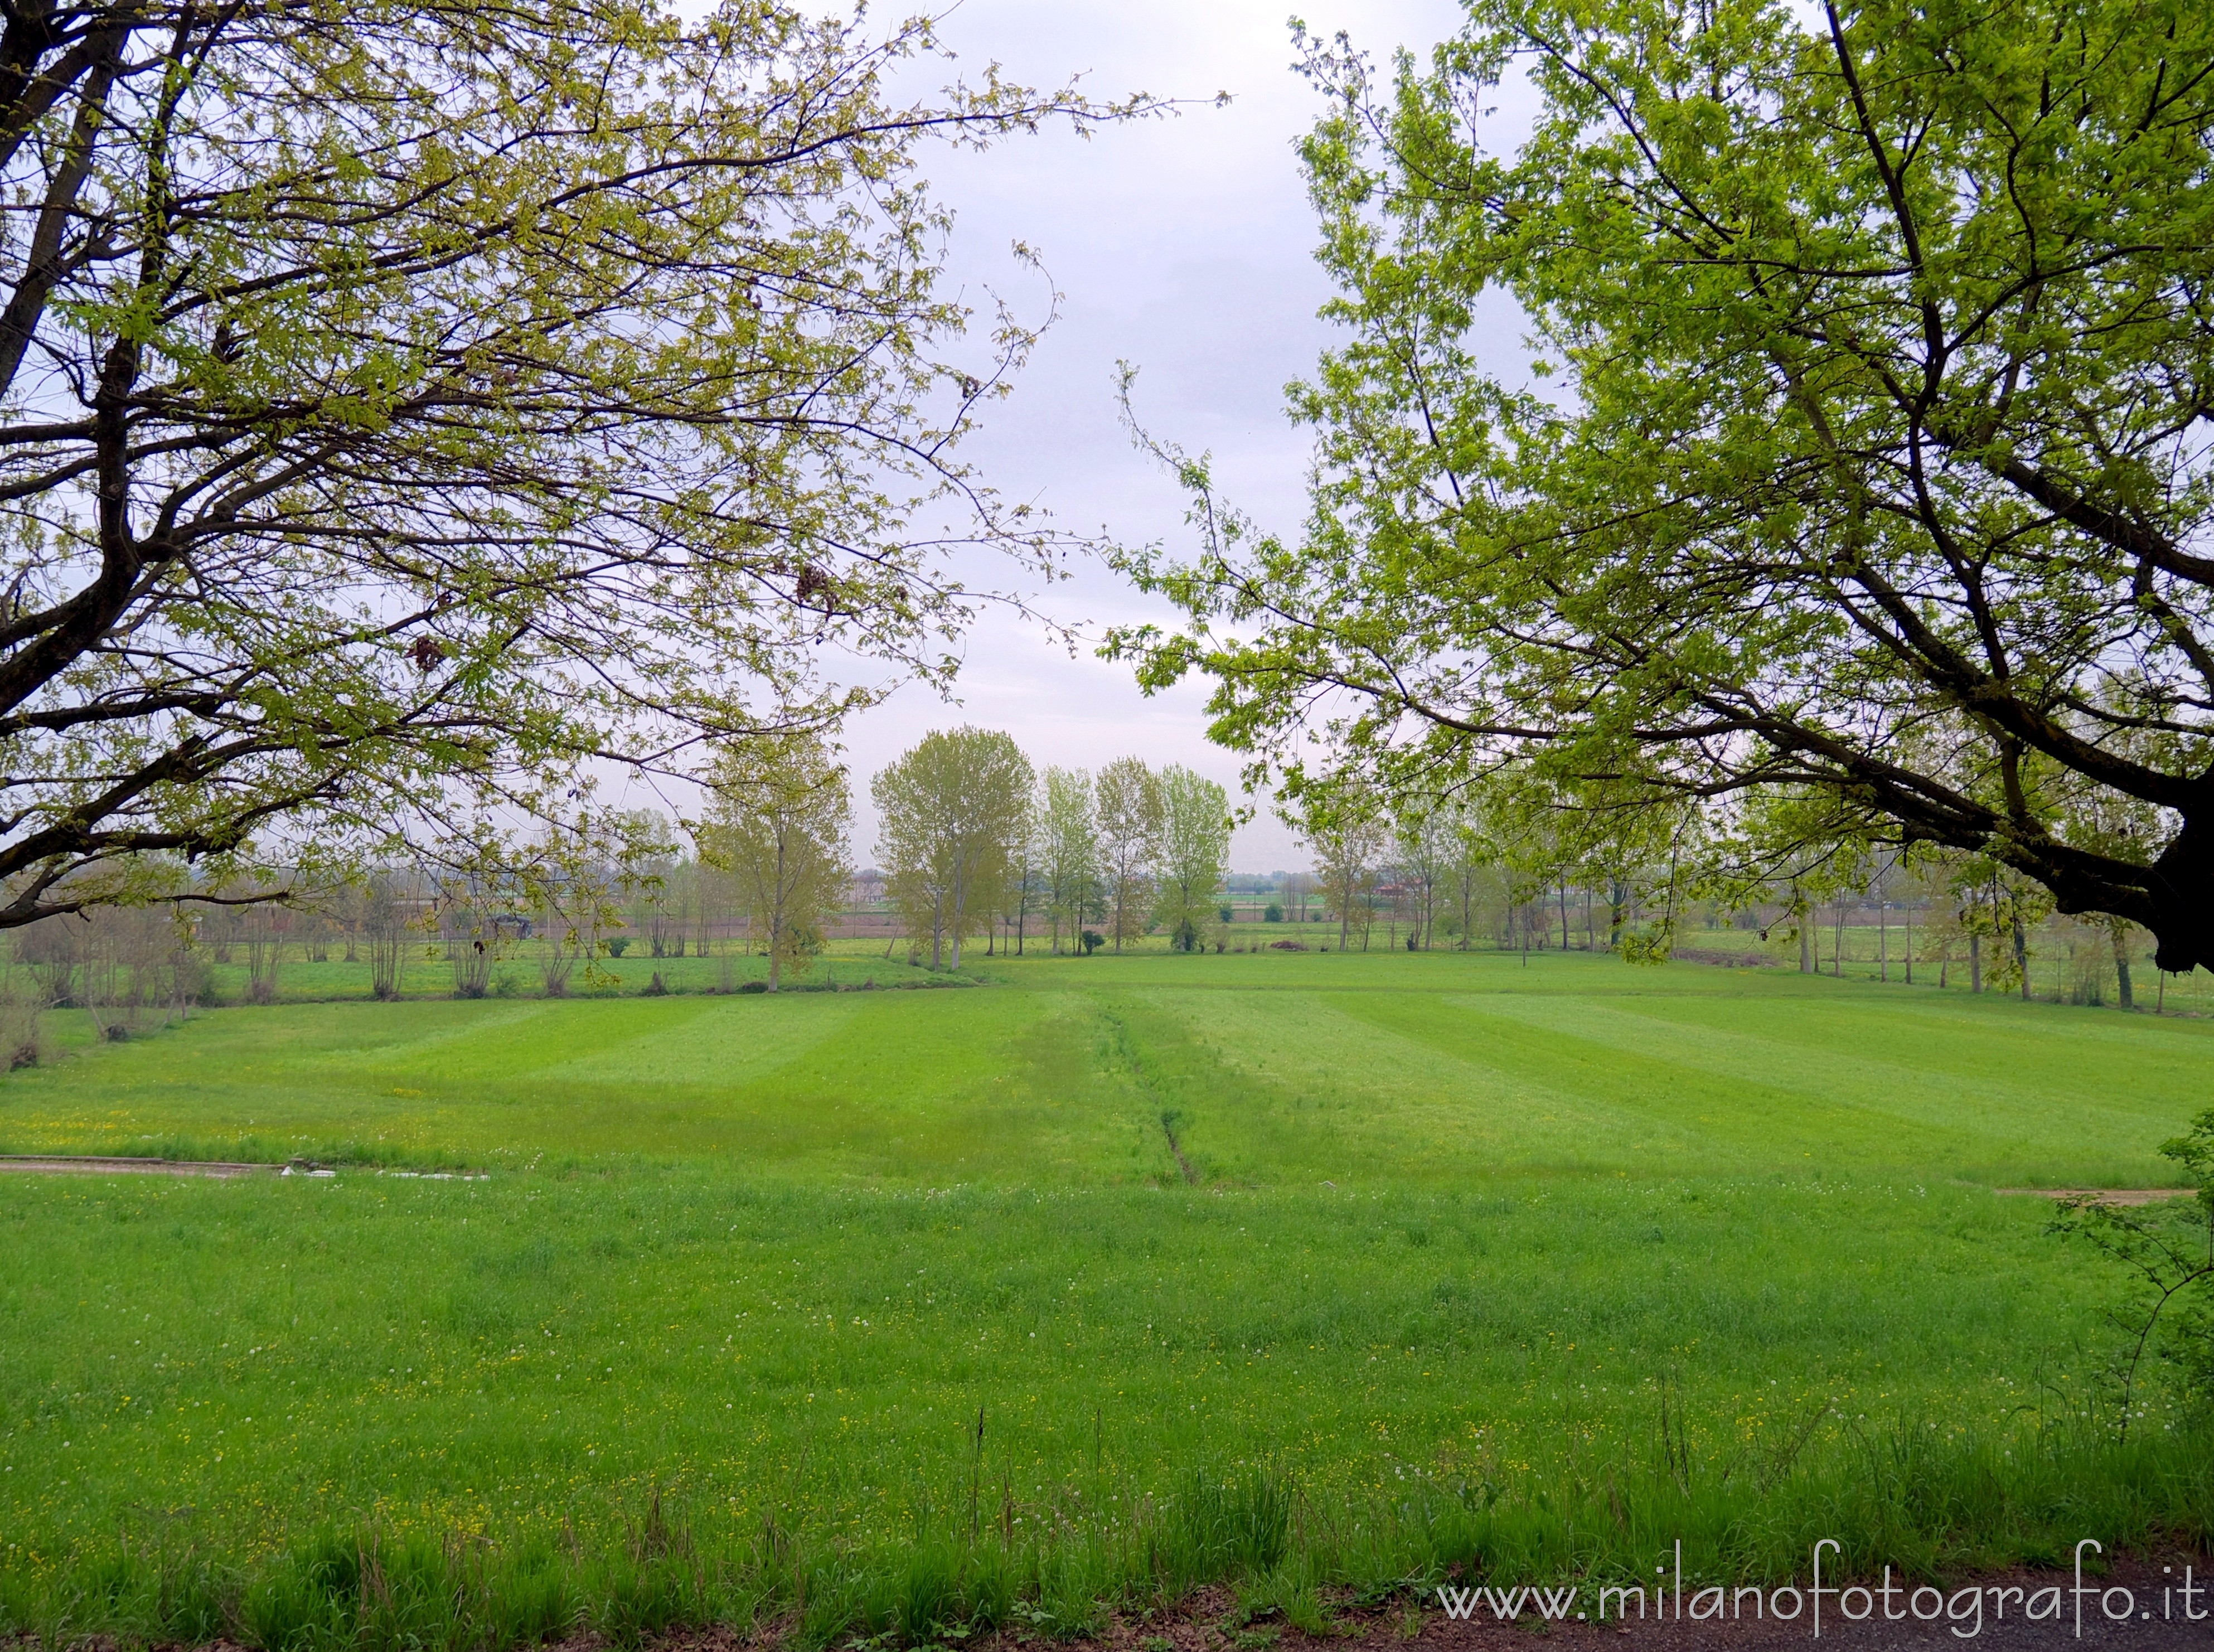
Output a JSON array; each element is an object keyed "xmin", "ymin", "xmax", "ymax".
[
  {"xmin": 2143, "ymin": 814, "xmax": 2214, "ymax": 974},
  {"xmin": 2112, "ymin": 924, "xmax": 2134, "ymax": 1010}
]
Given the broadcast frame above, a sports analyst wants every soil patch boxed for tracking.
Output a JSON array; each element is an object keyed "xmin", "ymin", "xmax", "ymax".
[
  {"xmin": 1997, "ymin": 1188, "xmax": 2195, "ymax": 1205},
  {"xmin": 0, "ymin": 1155, "xmax": 485, "ymax": 1180},
  {"xmin": 0, "ymin": 1154, "xmax": 287, "ymax": 1178}
]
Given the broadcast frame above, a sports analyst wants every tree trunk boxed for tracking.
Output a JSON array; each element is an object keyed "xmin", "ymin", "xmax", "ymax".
[
  {"xmin": 2113, "ymin": 923, "xmax": 2135, "ymax": 1010},
  {"xmin": 767, "ymin": 836, "xmax": 786, "ymax": 991},
  {"xmin": 2013, "ymin": 915, "xmax": 2029, "ymax": 1001},
  {"xmin": 1970, "ymin": 930, "xmax": 1982, "ymax": 992},
  {"xmin": 1799, "ymin": 908, "xmax": 1812, "ymax": 973}
]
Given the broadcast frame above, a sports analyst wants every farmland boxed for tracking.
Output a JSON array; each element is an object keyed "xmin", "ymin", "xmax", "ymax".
[{"xmin": 1, "ymin": 949, "xmax": 2210, "ymax": 1646}]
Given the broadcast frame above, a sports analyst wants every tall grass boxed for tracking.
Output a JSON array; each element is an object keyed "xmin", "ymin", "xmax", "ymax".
[{"xmin": 7, "ymin": 1422, "xmax": 2210, "ymax": 1652}]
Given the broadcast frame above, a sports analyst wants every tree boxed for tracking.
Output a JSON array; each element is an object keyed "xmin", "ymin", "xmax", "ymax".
[
  {"xmin": 521, "ymin": 812, "xmax": 650, "ymax": 997},
  {"xmin": 362, "ymin": 873, "xmax": 411, "ymax": 1003},
  {"xmin": 995, "ymin": 837, "xmax": 1040, "ymax": 956},
  {"xmin": 1394, "ymin": 810, "xmax": 1452, "ymax": 949},
  {"xmin": 1095, "ymin": 757, "xmax": 1163, "ymax": 951},
  {"xmin": 700, "ymin": 733, "xmax": 850, "ymax": 992},
  {"xmin": 1037, "ymin": 766, "xmax": 1101, "ymax": 955},
  {"xmin": 1154, "ymin": 767, "xmax": 1232, "ymax": 951},
  {"xmin": 0, "ymin": 0, "xmax": 1139, "ymax": 930},
  {"xmin": 873, "ymin": 728, "xmax": 1033, "ymax": 968},
  {"xmin": 1301, "ymin": 792, "xmax": 1388, "ymax": 952},
  {"xmin": 1113, "ymin": 0, "xmax": 2214, "ymax": 973}
]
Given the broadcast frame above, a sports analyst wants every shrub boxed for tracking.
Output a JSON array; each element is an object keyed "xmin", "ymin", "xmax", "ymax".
[
  {"xmin": 607, "ymin": 937, "xmax": 631, "ymax": 957},
  {"xmin": 2050, "ymin": 1108, "xmax": 2214, "ymax": 1428},
  {"xmin": 0, "ymin": 977, "xmax": 44, "ymax": 1068}
]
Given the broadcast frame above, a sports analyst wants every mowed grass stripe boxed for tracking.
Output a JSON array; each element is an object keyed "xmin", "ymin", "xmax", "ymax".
[
  {"xmin": 1424, "ymin": 991, "xmax": 2196, "ymax": 1186},
  {"xmin": 1103, "ymin": 986, "xmax": 1644, "ymax": 1184},
  {"xmin": 2, "ymin": 950, "xmax": 2212, "ymax": 1643},
  {"xmin": 0, "ymin": 990, "xmax": 1181, "ymax": 1180}
]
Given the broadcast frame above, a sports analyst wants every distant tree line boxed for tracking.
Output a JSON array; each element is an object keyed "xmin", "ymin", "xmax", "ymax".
[
  {"xmin": 0, "ymin": 723, "xmax": 1243, "ymax": 1049},
  {"xmin": 1274, "ymin": 773, "xmax": 2158, "ymax": 1010},
  {"xmin": 869, "ymin": 727, "xmax": 1233, "ymax": 965}
]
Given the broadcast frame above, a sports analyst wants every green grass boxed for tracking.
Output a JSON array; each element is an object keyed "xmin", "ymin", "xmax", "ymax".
[{"xmin": 2, "ymin": 949, "xmax": 2210, "ymax": 1648}]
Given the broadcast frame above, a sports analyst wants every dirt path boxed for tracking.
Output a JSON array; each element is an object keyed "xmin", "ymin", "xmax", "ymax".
[
  {"xmin": 1997, "ymin": 1188, "xmax": 2196, "ymax": 1205},
  {"xmin": 0, "ymin": 1154, "xmax": 288, "ymax": 1178}
]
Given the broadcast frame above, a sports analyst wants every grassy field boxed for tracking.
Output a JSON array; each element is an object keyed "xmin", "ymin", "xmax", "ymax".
[{"xmin": 2, "ymin": 949, "xmax": 2210, "ymax": 1648}]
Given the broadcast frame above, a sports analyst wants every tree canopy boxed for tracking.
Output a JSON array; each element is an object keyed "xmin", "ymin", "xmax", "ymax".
[
  {"xmin": 0, "ymin": 0, "xmax": 1133, "ymax": 926},
  {"xmin": 1112, "ymin": 0, "xmax": 2214, "ymax": 971},
  {"xmin": 1152, "ymin": 764, "xmax": 1229, "ymax": 950},
  {"xmin": 873, "ymin": 725, "xmax": 1032, "ymax": 967},
  {"xmin": 699, "ymin": 730, "xmax": 850, "ymax": 991}
]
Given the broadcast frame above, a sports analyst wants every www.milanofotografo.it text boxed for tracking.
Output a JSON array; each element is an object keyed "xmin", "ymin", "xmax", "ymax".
[{"xmin": 1435, "ymin": 1541, "xmax": 2208, "ymax": 1639}]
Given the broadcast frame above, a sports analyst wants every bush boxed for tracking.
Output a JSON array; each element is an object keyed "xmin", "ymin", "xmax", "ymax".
[
  {"xmin": 1264, "ymin": 903, "xmax": 1283, "ymax": 923},
  {"xmin": 737, "ymin": 980, "xmax": 768, "ymax": 995},
  {"xmin": 607, "ymin": 937, "xmax": 630, "ymax": 957},
  {"xmin": 2051, "ymin": 1110, "xmax": 2214, "ymax": 1421},
  {"xmin": 0, "ymin": 978, "xmax": 44, "ymax": 1068}
]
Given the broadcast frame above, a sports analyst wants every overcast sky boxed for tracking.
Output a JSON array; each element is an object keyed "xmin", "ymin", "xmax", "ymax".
[
  {"xmin": 886, "ymin": 0, "xmax": 1477, "ymax": 870},
  {"xmin": 632, "ymin": 1, "xmax": 1474, "ymax": 870}
]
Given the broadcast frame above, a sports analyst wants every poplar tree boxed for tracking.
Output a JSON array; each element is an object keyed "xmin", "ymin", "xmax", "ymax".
[
  {"xmin": 1154, "ymin": 766, "xmax": 1230, "ymax": 952},
  {"xmin": 1308, "ymin": 807, "xmax": 1387, "ymax": 953},
  {"xmin": 873, "ymin": 728, "xmax": 1032, "ymax": 968},
  {"xmin": 1038, "ymin": 766, "xmax": 1101, "ymax": 954},
  {"xmin": 1096, "ymin": 757, "xmax": 1164, "ymax": 951},
  {"xmin": 700, "ymin": 731, "xmax": 851, "ymax": 991}
]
